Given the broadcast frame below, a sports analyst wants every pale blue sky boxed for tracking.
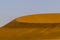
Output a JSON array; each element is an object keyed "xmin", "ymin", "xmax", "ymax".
[{"xmin": 0, "ymin": 0, "xmax": 60, "ymax": 27}]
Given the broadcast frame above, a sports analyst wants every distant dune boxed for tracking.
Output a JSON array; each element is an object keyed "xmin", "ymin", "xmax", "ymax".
[{"xmin": 1, "ymin": 13, "xmax": 60, "ymax": 40}]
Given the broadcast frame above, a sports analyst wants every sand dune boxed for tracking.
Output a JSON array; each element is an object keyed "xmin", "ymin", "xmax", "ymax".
[{"xmin": 1, "ymin": 13, "xmax": 60, "ymax": 40}]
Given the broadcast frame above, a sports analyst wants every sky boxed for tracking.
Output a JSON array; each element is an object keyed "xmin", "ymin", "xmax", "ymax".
[{"xmin": 0, "ymin": 0, "xmax": 60, "ymax": 27}]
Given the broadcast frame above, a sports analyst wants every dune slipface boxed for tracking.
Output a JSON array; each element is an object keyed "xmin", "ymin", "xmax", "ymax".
[{"xmin": 1, "ymin": 13, "xmax": 60, "ymax": 40}]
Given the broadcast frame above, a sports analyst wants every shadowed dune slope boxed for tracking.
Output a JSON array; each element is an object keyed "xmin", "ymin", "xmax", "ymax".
[{"xmin": 1, "ymin": 13, "xmax": 60, "ymax": 40}]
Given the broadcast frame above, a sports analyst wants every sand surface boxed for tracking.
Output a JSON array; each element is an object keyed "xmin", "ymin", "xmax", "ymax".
[
  {"xmin": 1, "ymin": 13, "xmax": 60, "ymax": 40},
  {"xmin": 16, "ymin": 13, "xmax": 60, "ymax": 23}
]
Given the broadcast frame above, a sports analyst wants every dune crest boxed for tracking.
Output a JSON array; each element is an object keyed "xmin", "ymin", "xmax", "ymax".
[{"xmin": 2, "ymin": 13, "xmax": 60, "ymax": 28}]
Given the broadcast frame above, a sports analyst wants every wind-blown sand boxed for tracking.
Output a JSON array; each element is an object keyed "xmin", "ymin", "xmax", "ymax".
[{"xmin": 1, "ymin": 13, "xmax": 60, "ymax": 40}]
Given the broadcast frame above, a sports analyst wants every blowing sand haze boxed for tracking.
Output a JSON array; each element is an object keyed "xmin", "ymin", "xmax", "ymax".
[{"xmin": 0, "ymin": 13, "xmax": 60, "ymax": 40}]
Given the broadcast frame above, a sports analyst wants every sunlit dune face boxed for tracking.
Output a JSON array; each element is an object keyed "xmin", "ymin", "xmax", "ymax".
[{"xmin": 16, "ymin": 14, "xmax": 60, "ymax": 23}]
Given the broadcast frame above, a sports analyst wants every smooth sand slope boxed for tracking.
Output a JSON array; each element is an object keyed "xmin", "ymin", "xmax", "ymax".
[{"xmin": 1, "ymin": 13, "xmax": 60, "ymax": 40}]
